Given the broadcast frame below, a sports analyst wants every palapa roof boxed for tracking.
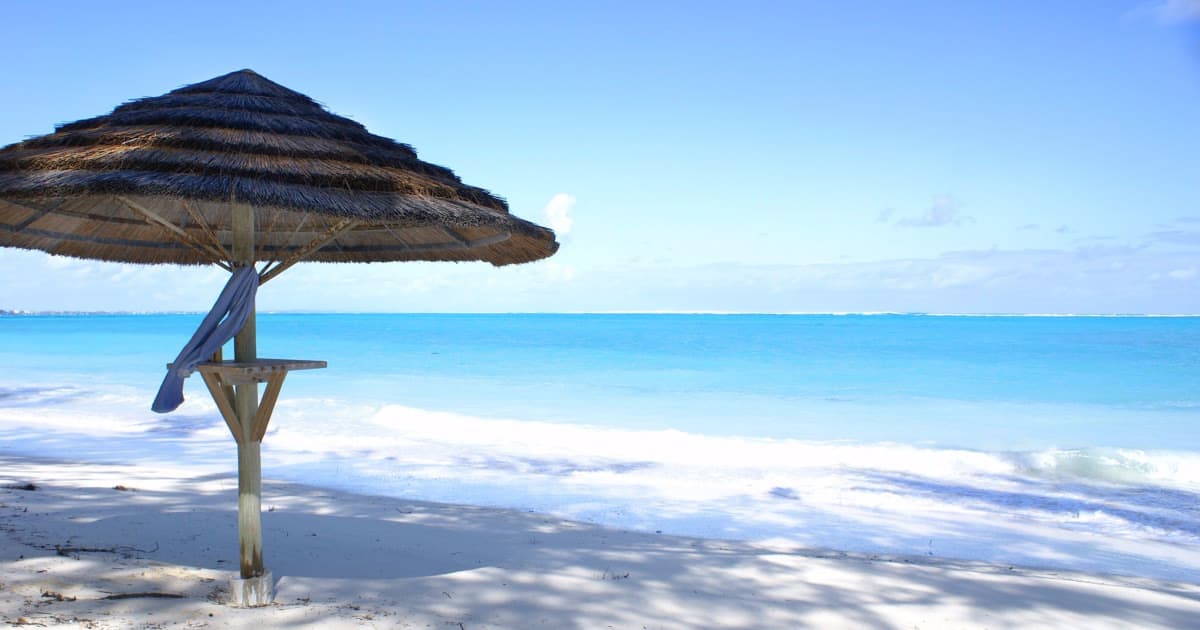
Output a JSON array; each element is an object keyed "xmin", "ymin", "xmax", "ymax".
[{"xmin": 0, "ymin": 69, "xmax": 558, "ymax": 272}]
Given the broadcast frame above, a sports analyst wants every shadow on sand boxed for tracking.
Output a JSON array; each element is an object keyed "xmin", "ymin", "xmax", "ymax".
[{"xmin": 3, "ymin": 455, "xmax": 1200, "ymax": 629}]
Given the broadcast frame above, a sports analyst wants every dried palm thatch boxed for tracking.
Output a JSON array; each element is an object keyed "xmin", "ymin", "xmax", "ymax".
[{"xmin": 0, "ymin": 69, "xmax": 557, "ymax": 274}]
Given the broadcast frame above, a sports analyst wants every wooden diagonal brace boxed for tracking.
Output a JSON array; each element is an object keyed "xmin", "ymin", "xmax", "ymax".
[
  {"xmin": 182, "ymin": 201, "xmax": 232, "ymax": 262},
  {"xmin": 251, "ymin": 372, "xmax": 286, "ymax": 442},
  {"xmin": 200, "ymin": 371, "xmax": 243, "ymax": 443},
  {"xmin": 258, "ymin": 217, "xmax": 358, "ymax": 284},
  {"xmin": 117, "ymin": 196, "xmax": 232, "ymax": 270}
]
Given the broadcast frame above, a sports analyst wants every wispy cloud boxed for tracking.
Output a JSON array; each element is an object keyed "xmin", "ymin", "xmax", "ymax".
[
  {"xmin": 540, "ymin": 260, "xmax": 578, "ymax": 283},
  {"xmin": 0, "ymin": 249, "xmax": 228, "ymax": 312},
  {"xmin": 543, "ymin": 193, "xmax": 576, "ymax": 236},
  {"xmin": 5, "ymin": 243, "xmax": 1198, "ymax": 314},
  {"xmin": 577, "ymin": 246, "xmax": 1200, "ymax": 313},
  {"xmin": 1151, "ymin": 0, "xmax": 1200, "ymax": 23},
  {"xmin": 894, "ymin": 196, "xmax": 973, "ymax": 228},
  {"xmin": 1073, "ymin": 235, "xmax": 1118, "ymax": 244},
  {"xmin": 1169, "ymin": 267, "xmax": 1198, "ymax": 280},
  {"xmin": 1148, "ymin": 229, "xmax": 1200, "ymax": 247}
]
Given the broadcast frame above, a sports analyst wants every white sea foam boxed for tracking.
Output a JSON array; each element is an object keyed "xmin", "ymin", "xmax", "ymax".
[
  {"xmin": 257, "ymin": 402, "xmax": 1200, "ymax": 581},
  {"xmin": 1, "ymin": 386, "xmax": 1198, "ymax": 582}
]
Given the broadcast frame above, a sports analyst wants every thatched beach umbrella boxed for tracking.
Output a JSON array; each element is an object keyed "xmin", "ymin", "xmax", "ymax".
[{"xmin": 0, "ymin": 69, "xmax": 558, "ymax": 604}]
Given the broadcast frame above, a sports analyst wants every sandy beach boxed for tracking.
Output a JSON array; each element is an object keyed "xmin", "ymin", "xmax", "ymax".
[
  {"xmin": 2, "ymin": 0, "xmax": 1199, "ymax": 626},
  {"xmin": 2, "ymin": 455, "xmax": 1197, "ymax": 629}
]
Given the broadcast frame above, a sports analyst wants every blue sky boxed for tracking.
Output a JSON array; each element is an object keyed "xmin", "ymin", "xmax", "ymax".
[{"xmin": 2, "ymin": 0, "xmax": 1198, "ymax": 313}]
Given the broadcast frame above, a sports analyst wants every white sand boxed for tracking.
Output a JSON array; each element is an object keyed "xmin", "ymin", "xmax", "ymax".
[{"xmin": 2, "ymin": 455, "xmax": 1198, "ymax": 629}]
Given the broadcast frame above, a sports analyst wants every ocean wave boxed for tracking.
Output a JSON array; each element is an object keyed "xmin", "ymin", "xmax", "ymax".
[
  {"xmin": 256, "ymin": 402, "xmax": 1200, "ymax": 496},
  {"xmin": 1014, "ymin": 447, "xmax": 1200, "ymax": 488}
]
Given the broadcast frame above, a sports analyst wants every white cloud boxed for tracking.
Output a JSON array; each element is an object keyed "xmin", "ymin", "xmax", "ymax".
[
  {"xmin": 894, "ymin": 196, "xmax": 972, "ymax": 228},
  {"xmin": 928, "ymin": 264, "xmax": 995, "ymax": 289},
  {"xmin": 543, "ymin": 193, "xmax": 575, "ymax": 236},
  {"xmin": 1169, "ymin": 267, "xmax": 1197, "ymax": 280},
  {"xmin": 541, "ymin": 261, "xmax": 578, "ymax": 283},
  {"xmin": 44, "ymin": 255, "xmax": 78, "ymax": 269},
  {"xmin": 1153, "ymin": 0, "xmax": 1200, "ymax": 23}
]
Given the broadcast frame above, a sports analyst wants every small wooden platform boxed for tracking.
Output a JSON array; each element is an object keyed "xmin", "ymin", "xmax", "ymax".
[
  {"xmin": 188, "ymin": 359, "xmax": 326, "ymax": 443},
  {"xmin": 196, "ymin": 359, "xmax": 326, "ymax": 384}
]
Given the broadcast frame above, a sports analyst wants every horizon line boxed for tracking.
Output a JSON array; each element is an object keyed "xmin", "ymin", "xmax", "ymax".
[{"xmin": 3, "ymin": 309, "xmax": 1199, "ymax": 318}]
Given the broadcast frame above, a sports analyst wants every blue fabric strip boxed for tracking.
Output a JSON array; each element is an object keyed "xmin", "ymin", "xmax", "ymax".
[{"xmin": 152, "ymin": 266, "xmax": 259, "ymax": 413}]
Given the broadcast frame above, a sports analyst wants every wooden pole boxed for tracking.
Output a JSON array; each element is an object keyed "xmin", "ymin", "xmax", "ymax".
[{"xmin": 231, "ymin": 202, "xmax": 264, "ymax": 580}]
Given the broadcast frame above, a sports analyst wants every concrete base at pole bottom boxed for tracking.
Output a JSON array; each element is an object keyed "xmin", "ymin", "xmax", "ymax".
[{"xmin": 228, "ymin": 571, "xmax": 274, "ymax": 607}]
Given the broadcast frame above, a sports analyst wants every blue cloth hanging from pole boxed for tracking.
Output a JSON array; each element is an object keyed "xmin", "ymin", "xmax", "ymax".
[{"xmin": 152, "ymin": 266, "xmax": 259, "ymax": 413}]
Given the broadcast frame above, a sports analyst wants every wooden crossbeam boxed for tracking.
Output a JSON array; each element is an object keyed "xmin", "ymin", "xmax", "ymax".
[
  {"xmin": 439, "ymin": 225, "xmax": 469, "ymax": 245},
  {"xmin": 4, "ymin": 198, "xmax": 67, "ymax": 232}
]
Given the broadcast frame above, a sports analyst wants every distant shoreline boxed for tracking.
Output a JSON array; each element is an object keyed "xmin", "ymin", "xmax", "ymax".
[{"xmin": 3, "ymin": 310, "xmax": 1199, "ymax": 318}]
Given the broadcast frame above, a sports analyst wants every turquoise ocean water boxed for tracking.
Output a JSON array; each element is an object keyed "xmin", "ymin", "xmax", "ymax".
[{"xmin": 1, "ymin": 314, "xmax": 1198, "ymax": 581}]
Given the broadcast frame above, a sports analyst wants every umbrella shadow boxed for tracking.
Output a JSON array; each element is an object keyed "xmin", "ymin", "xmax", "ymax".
[
  {"xmin": 4, "ymin": 470, "xmax": 1200, "ymax": 629},
  {"xmin": 142, "ymin": 413, "xmax": 224, "ymax": 438},
  {"xmin": 0, "ymin": 385, "xmax": 87, "ymax": 407},
  {"xmin": 851, "ymin": 470, "xmax": 1200, "ymax": 538},
  {"xmin": 455, "ymin": 454, "xmax": 657, "ymax": 477}
]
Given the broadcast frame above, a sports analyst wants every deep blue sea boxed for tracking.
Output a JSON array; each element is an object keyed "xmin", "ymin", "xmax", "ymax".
[{"xmin": 1, "ymin": 314, "xmax": 1198, "ymax": 582}]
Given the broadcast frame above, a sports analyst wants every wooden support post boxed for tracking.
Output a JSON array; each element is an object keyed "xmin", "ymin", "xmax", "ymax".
[
  {"xmin": 231, "ymin": 202, "xmax": 265, "ymax": 583},
  {"xmin": 179, "ymin": 203, "xmax": 324, "ymax": 606}
]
